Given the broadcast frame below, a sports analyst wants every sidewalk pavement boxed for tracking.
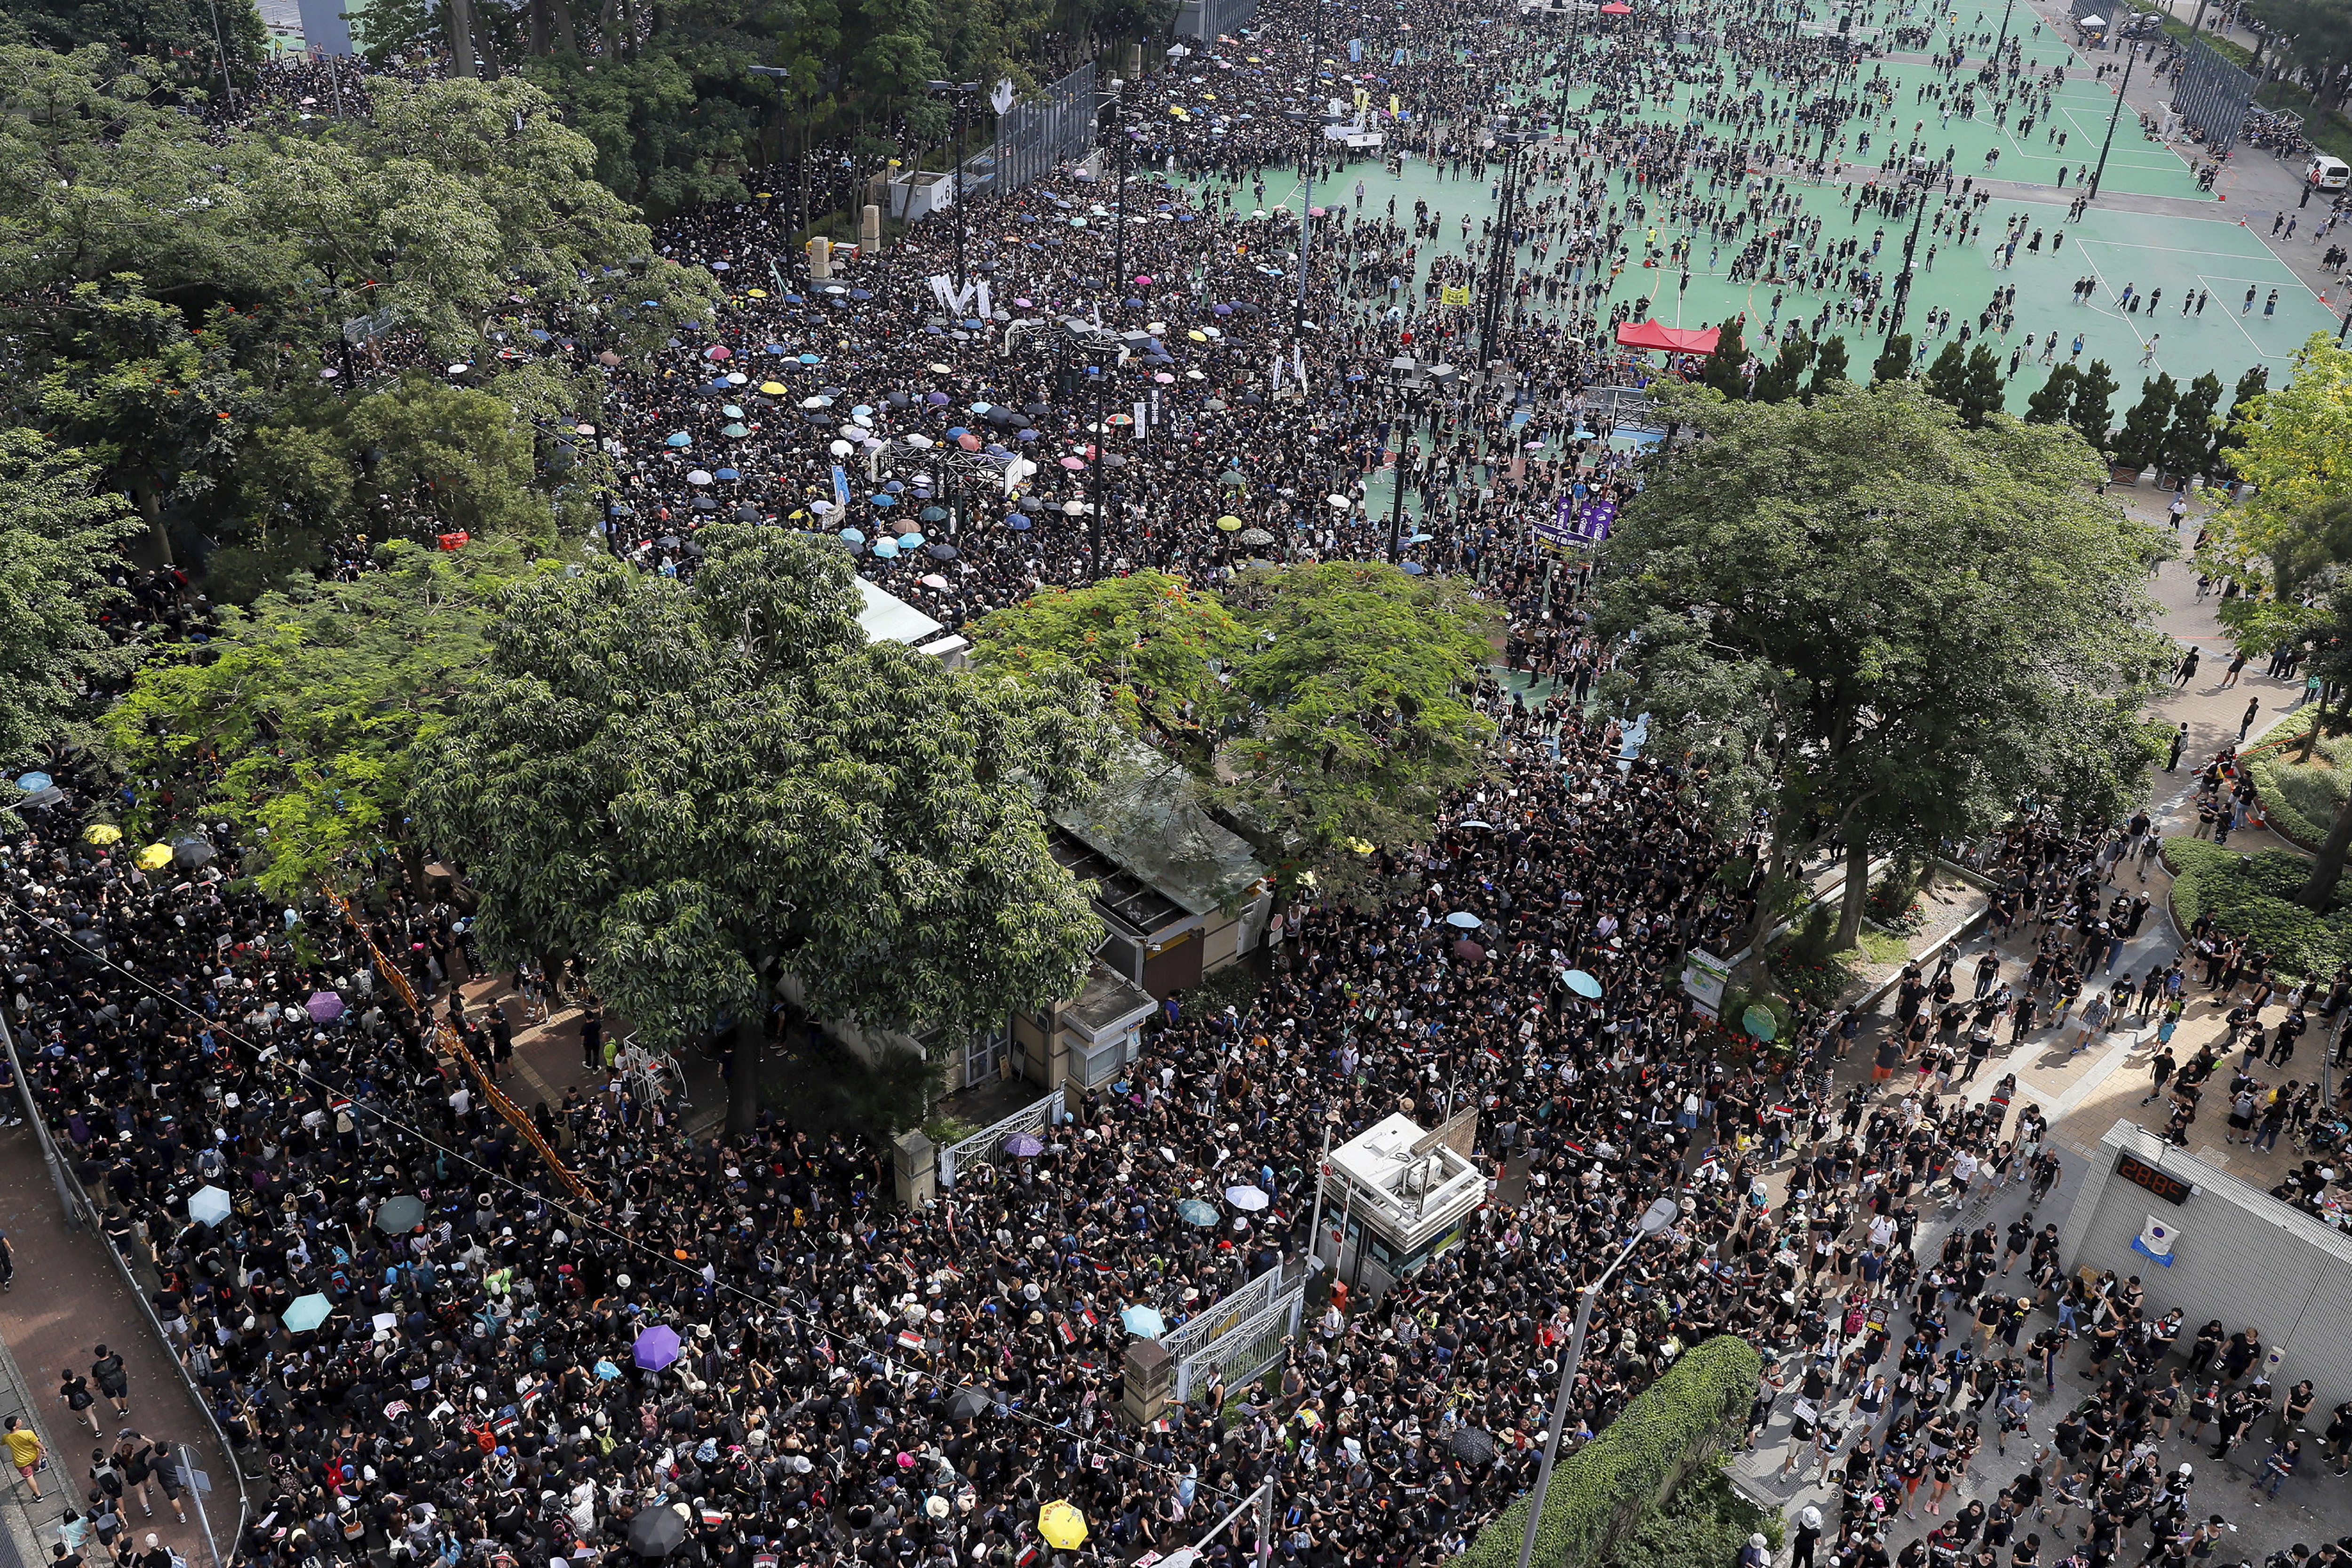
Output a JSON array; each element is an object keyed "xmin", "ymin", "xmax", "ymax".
[{"xmin": 1738, "ymin": 487, "xmax": 2352, "ymax": 1558}]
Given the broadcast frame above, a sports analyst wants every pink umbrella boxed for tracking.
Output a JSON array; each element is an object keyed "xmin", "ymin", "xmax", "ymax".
[
  {"xmin": 957, "ymin": 432, "xmax": 983, "ymax": 450},
  {"xmin": 1136, "ymin": 275, "xmax": 1153, "ymax": 286},
  {"xmin": 1060, "ymin": 455, "xmax": 1086, "ymax": 469},
  {"xmin": 705, "ymin": 344, "xmax": 732, "ymax": 359}
]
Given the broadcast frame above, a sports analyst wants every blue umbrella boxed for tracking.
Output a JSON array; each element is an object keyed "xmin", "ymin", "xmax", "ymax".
[
  {"xmin": 873, "ymin": 538, "xmax": 901, "ymax": 558},
  {"xmin": 872, "ymin": 493, "xmax": 897, "ymax": 507},
  {"xmin": 1120, "ymin": 1305, "xmax": 1168, "ymax": 1339},
  {"xmin": 665, "ymin": 432, "xmax": 692, "ymax": 448},
  {"xmin": 1399, "ymin": 561, "xmax": 1426, "ymax": 574},
  {"xmin": 1176, "ymin": 1199, "xmax": 1220, "ymax": 1227},
  {"xmin": 283, "ymin": 1293, "xmax": 333, "ymax": 1334},
  {"xmin": 1563, "ymin": 969, "xmax": 1602, "ymax": 999},
  {"xmin": 839, "ymin": 528, "xmax": 866, "ymax": 545},
  {"xmin": 713, "ymin": 467, "xmax": 740, "ymax": 481},
  {"xmin": 1443, "ymin": 911, "xmax": 1482, "ymax": 929},
  {"xmin": 798, "ymin": 353, "xmax": 823, "ymax": 365},
  {"xmin": 899, "ymin": 532, "xmax": 925, "ymax": 550},
  {"xmin": 1005, "ymin": 514, "xmax": 1033, "ymax": 530},
  {"xmin": 14, "ymin": 772, "xmax": 52, "ymax": 792}
]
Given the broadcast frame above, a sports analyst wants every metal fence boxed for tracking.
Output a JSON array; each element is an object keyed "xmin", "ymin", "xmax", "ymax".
[
  {"xmin": 1174, "ymin": 0, "xmax": 1260, "ymax": 40},
  {"xmin": 961, "ymin": 64, "xmax": 1098, "ymax": 199},
  {"xmin": 1166, "ymin": 1262, "xmax": 1307, "ymax": 1403},
  {"xmin": 938, "ymin": 1087, "xmax": 1065, "ymax": 1189},
  {"xmin": 2173, "ymin": 34, "xmax": 2257, "ymax": 153},
  {"xmin": 0, "ymin": 1015, "xmax": 246, "ymax": 1568}
]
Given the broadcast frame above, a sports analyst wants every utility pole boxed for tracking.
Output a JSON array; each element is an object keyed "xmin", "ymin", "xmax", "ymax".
[
  {"xmin": 2086, "ymin": 42, "xmax": 2139, "ymax": 200},
  {"xmin": 927, "ymin": 81, "xmax": 982, "ymax": 286},
  {"xmin": 1513, "ymin": 1198, "xmax": 1681, "ymax": 1568},
  {"xmin": 1880, "ymin": 167, "xmax": 1932, "ymax": 360}
]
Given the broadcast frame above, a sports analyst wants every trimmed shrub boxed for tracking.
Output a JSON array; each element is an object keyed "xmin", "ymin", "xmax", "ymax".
[
  {"xmin": 1614, "ymin": 1472, "xmax": 1783, "ymax": 1568},
  {"xmin": 2241, "ymin": 710, "xmax": 2351, "ymax": 852},
  {"xmin": 1449, "ymin": 1336, "xmax": 1764, "ymax": 1568},
  {"xmin": 2165, "ymin": 837, "xmax": 2352, "ymax": 978}
]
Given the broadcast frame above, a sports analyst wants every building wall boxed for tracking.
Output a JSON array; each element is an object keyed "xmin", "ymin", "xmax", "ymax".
[{"xmin": 2058, "ymin": 1119, "xmax": 2352, "ymax": 1403}]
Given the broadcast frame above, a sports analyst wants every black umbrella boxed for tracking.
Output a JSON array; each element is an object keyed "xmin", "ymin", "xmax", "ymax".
[
  {"xmin": 925, "ymin": 542, "xmax": 960, "ymax": 560},
  {"xmin": 629, "ymin": 1509, "xmax": 689, "ymax": 1559},
  {"xmin": 732, "ymin": 503, "xmax": 762, "ymax": 522},
  {"xmin": 1024, "ymin": 402, "xmax": 1053, "ymax": 417},
  {"xmin": 946, "ymin": 1388, "xmax": 992, "ymax": 1420},
  {"xmin": 1446, "ymin": 1428, "xmax": 1496, "ymax": 1464}
]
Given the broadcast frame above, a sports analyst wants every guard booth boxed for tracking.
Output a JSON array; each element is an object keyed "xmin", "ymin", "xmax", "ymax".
[{"xmin": 1314, "ymin": 1113, "xmax": 1485, "ymax": 1304}]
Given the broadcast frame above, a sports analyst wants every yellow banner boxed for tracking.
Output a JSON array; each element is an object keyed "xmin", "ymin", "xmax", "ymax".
[{"xmin": 1440, "ymin": 284, "xmax": 1470, "ymax": 308}]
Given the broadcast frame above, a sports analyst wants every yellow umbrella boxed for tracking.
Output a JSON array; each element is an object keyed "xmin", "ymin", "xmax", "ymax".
[
  {"xmin": 82, "ymin": 824, "xmax": 122, "ymax": 846},
  {"xmin": 1345, "ymin": 837, "xmax": 1375, "ymax": 855},
  {"xmin": 747, "ymin": 288, "xmax": 769, "ymax": 299},
  {"xmin": 760, "ymin": 381, "xmax": 789, "ymax": 395},
  {"xmin": 1037, "ymin": 1503, "xmax": 1087, "ymax": 1551},
  {"xmin": 1216, "ymin": 516, "xmax": 1242, "ymax": 531},
  {"xmin": 135, "ymin": 843, "xmax": 173, "ymax": 870}
]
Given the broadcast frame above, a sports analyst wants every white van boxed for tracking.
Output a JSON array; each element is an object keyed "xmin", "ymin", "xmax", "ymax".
[{"xmin": 2308, "ymin": 154, "xmax": 2350, "ymax": 191}]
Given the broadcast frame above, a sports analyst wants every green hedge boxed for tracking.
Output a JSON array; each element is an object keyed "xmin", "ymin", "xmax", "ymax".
[
  {"xmin": 1450, "ymin": 1335, "xmax": 1764, "ymax": 1568},
  {"xmin": 2165, "ymin": 837, "xmax": 2352, "ymax": 978},
  {"xmin": 2242, "ymin": 708, "xmax": 2344, "ymax": 853},
  {"xmin": 1614, "ymin": 1472, "xmax": 1783, "ymax": 1568}
]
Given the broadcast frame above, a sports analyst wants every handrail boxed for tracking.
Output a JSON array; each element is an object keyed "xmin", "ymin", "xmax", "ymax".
[
  {"xmin": 320, "ymin": 890, "xmax": 592, "ymax": 1204},
  {"xmin": 0, "ymin": 1013, "xmax": 247, "ymax": 1568}
]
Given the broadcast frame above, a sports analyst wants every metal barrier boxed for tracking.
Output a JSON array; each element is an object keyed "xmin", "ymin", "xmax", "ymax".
[
  {"xmin": 961, "ymin": 64, "xmax": 1098, "ymax": 198},
  {"xmin": 1166, "ymin": 1262, "xmax": 1307, "ymax": 1403},
  {"xmin": 2173, "ymin": 34, "xmax": 2257, "ymax": 153},
  {"xmin": 938, "ymin": 1088, "xmax": 1065, "ymax": 1188},
  {"xmin": 1175, "ymin": 0, "xmax": 1260, "ymax": 38},
  {"xmin": 0, "ymin": 1015, "xmax": 245, "ymax": 1568}
]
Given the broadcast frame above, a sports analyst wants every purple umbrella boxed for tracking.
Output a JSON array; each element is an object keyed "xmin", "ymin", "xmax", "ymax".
[
  {"xmin": 634, "ymin": 1325, "xmax": 682, "ymax": 1370},
  {"xmin": 306, "ymin": 990, "xmax": 345, "ymax": 1022},
  {"xmin": 1004, "ymin": 1133, "xmax": 1045, "ymax": 1158}
]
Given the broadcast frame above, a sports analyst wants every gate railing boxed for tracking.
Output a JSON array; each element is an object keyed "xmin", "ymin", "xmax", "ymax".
[
  {"xmin": 1168, "ymin": 1262, "xmax": 1307, "ymax": 1402},
  {"xmin": 939, "ymin": 1087, "xmax": 1065, "ymax": 1188}
]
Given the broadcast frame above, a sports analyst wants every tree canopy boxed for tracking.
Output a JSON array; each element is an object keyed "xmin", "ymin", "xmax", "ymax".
[
  {"xmin": 0, "ymin": 427, "xmax": 144, "ymax": 795},
  {"xmin": 1592, "ymin": 379, "xmax": 2169, "ymax": 958},
  {"xmin": 2211, "ymin": 334, "xmax": 2352, "ymax": 583},
  {"xmin": 105, "ymin": 539, "xmax": 549, "ymax": 899},
  {"xmin": 970, "ymin": 560, "xmax": 1498, "ymax": 905},
  {"xmin": 412, "ymin": 526, "xmax": 1116, "ymax": 1127}
]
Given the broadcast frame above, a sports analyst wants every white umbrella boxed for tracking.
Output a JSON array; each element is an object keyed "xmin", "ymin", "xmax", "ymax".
[
  {"xmin": 1444, "ymin": 911, "xmax": 1484, "ymax": 929},
  {"xmin": 1224, "ymin": 1186, "xmax": 1270, "ymax": 1212},
  {"xmin": 189, "ymin": 1185, "xmax": 233, "ymax": 1226}
]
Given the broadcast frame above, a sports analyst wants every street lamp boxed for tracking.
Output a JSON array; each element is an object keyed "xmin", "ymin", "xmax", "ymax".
[
  {"xmin": 1097, "ymin": 72, "xmax": 1136, "ymax": 320},
  {"xmin": 1511, "ymin": 1196, "xmax": 1682, "ymax": 1568},
  {"xmin": 1478, "ymin": 117, "xmax": 1540, "ymax": 371},
  {"xmin": 1386, "ymin": 353, "xmax": 1456, "ymax": 564},
  {"xmin": 2086, "ymin": 42, "xmax": 2140, "ymax": 201},
  {"xmin": 745, "ymin": 65, "xmax": 810, "ymax": 250},
  {"xmin": 925, "ymin": 80, "xmax": 983, "ymax": 286},
  {"xmin": 1280, "ymin": 104, "xmax": 1347, "ymax": 340},
  {"xmin": 1879, "ymin": 159, "xmax": 1937, "ymax": 364}
]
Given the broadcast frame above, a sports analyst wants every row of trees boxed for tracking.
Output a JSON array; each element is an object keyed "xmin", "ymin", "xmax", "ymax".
[{"xmin": 1691, "ymin": 314, "xmax": 2267, "ymax": 482}]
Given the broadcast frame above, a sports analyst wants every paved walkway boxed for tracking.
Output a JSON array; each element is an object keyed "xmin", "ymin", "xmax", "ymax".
[{"xmin": 1736, "ymin": 486, "xmax": 2352, "ymax": 1560}]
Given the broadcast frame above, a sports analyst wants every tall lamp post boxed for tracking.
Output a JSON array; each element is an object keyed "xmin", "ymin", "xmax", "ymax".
[
  {"xmin": 1280, "ymin": 104, "xmax": 1346, "ymax": 341},
  {"xmin": 1478, "ymin": 117, "xmax": 1539, "ymax": 371},
  {"xmin": 1098, "ymin": 71, "xmax": 1136, "ymax": 318},
  {"xmin": 2086, "ymin": 42, "xmax": 2140, "ymax": 200},
  {"xmin": 926, "ymin": 80, "xmax": 983, "ymax": 286},
  {"xmin": 1386, "ymin": 353, "xmax": 1456, "ymax": 563},
  {"xmin": 744, "ymin": 64, "xmax": 806, "ymax": 250},
  {"xmin": 1511, "ymin": 1197, "xmax": 1682, "ymax": 1568},
  {"xmin": 1879, "ymin": 160, "xmax": 1935, "ymax": 362}
]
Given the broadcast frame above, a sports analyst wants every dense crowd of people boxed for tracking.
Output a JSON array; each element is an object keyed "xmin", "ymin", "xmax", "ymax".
[{"xmin": 8, "ymin": 2, "xmax": 2349, "ymax": 1568}]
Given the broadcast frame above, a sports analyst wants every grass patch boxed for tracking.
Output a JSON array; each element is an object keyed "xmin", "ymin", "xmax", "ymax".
[
  {"xmin": 1853, "ymin": 928, "xmax": 1913, "ymax": 966},
  {"xmin": 2165, "ymin": 836, "xmax": 2352, "ymax": 977}
]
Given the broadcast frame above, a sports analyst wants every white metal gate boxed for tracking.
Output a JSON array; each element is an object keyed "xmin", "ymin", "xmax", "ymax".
[
  {"xmin": 938, "ymin": 1088, "xmax": 1064, "ymax": 1189},
  {"xmin": 1166, "ymin": 1263, "xmax": 1307, "ymax": 1403}
]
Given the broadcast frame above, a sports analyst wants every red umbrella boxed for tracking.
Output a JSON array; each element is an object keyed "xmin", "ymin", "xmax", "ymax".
[{"xmin": 705, "ymin": 344, "xmax": 732, "ymax": 360}]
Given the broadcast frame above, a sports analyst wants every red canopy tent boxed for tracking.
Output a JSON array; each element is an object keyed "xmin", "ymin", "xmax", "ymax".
[{"xmin": 1614, "ymin": 318, "xmax": 1719, "ymax": 354}]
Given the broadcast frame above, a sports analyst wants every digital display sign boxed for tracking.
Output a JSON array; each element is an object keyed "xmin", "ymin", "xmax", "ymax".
[{"xmin": 2115, "ymin": 1150, "xmax": 2193, "ymax": 1207}]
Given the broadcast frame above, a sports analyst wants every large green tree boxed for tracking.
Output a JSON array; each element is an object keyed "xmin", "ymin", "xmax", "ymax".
[
  {"xmin": 1592, "ymin": 381, "xmax": 2169, "ymax": 963},
  {"xmin": 412, "ymin": 526, "xmax": 1115, "ymax": 1130},
  {"xmin": 105, "ymin": 540, "xmax": 548, "ymax": 897},
  {"xmin": 0, "ymin": 428, "xmax": 143, "ymax": 780},
  {"xmin": 971, "ymin": 561, "xmax": 1498, "ymax": 907}
]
